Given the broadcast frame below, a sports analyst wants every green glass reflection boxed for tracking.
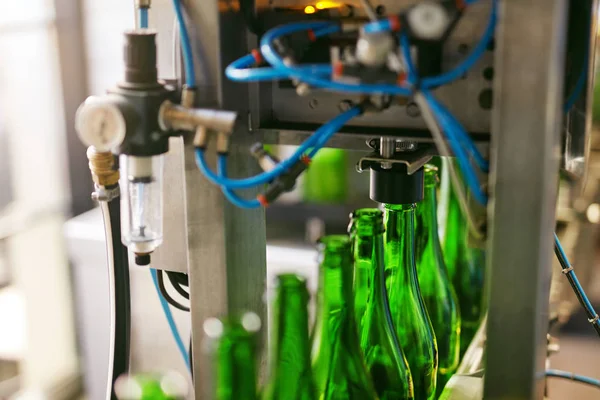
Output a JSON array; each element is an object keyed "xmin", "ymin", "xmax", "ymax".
[
  {"xmin": 415, "ymin": 165, "xmax": 461, "ymax": 393},
  {"xmin": 384, "ymin": 204, "xmax": 438, "ymax": 400},
  {"xmin": 350, "ymin": 209, "xmax": 414, "ymax": 400},
  {"xmin": 311, "ymin": 235, "xmax": 379, "ymax": 400},
  {"xmin": 207, "ymin": 314, "xmax": 260, "ymax": 400},
  {"xmin": 441, "ymin": 160, "xmax": 485, "ymax": 355},
  {"xmin": 262, "ymin": 274, "xmax": 316, "ymax": 400}
]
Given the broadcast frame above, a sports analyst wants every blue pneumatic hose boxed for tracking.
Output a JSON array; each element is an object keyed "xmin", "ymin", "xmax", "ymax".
[
  {"xmin": 195, "ymin": 107, "xmax": 361, "ymax": 189},
  {"xmin": 150, "ymin": 269, "xmax": 191, "ymax": 370},
  {"xmin": 546, "ymin": 369, "xmax": 600, "ymax": 389},
  {"xmin": 217, "ymin": 156, "xmax": 262, "ymax": 209},
  {"xmin": 172, "ymin": 0, "xmax": 196, "ymax": 87},
  {"xmin": 139, "ymin": 7, "xmax": 149, "ymax": 29},
  {"xmin": 553, "ymin": 233, "xmax": 600, "ymax": 337},
  {"xmin": 259, "ymin": 21, "xmax": 412, "ymax": 96}
]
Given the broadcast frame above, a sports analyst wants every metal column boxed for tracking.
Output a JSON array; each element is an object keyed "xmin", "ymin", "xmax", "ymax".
[
  {"xmin": 183, "ymin": 1, "xmax": 267, "ymax": 399},
  {"xmin": 485, "ymin": 0, "xmax": 568, "ymax": 398}
]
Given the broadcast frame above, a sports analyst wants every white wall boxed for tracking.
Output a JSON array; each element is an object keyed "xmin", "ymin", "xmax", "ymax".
[{"xmin": 0, "ymin": 0, "xmax": 78, "ymax": 395}]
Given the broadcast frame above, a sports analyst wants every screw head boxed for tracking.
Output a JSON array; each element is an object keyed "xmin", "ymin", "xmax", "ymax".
[
  {"xmin": 338, "ymin": 100, "xmax": 353, "ymax": 112},
  {"xmin": 406, "ymin": 102, "xmax": 421, "ymax": 117},
  {"xmin": 308, "ymin": 98, "xmax": 319, "ymax": 109},
  {"xmin": 367, "ymin": 138, "xmax": 379, "ymax": 149}
]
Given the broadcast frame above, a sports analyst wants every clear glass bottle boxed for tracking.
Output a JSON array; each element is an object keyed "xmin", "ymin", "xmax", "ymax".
[
  {"xmin": 311, "ymin": 235, "xmax": 379, "ymax": 400},
  {"xmin": 350, "ymin": 209, "xmax": 414, "ymax": 400},
  {"xmin": 415, "ymin": 165, "xmax": 461, "ymax": 392},
  {"xmin": 385, "ymin": 203, "xmax": 438, "ymax": 400}
]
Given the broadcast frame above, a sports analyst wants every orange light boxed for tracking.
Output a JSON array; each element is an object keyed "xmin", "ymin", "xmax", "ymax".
[
  {"xmin": 315, "ymin": 1, "xmax": 341, "ymax": 9},
  {"xmin": 304, "ymin": 5, "xmax": 316, "ymax": 14}
]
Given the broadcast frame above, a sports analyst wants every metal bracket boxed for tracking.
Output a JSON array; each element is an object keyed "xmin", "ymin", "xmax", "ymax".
[
  {"xmin": 356, "ymin": 144, "xmax": 435, "ymax": 175},
  {"xmin": 91, "ymin": 185, "xmax": 120, "ymax": 202}
]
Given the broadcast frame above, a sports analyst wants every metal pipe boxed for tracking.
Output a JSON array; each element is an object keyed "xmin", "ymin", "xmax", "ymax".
[{"xmin": 159, "ymin": 100, "xmax": 238, "ymax": 134}]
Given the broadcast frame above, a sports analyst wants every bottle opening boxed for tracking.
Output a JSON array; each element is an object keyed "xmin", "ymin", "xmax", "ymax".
[
  {"xmin": 423, "ymin": 164, "xmax": 439, "ymax": 186},
  {"xmin": 276, "ymin": 273, "xmax": 308, "ymax": 288},
  {"xmin": 349, "ymin": 208, "xmax": 385, "ymax": 235},
  {"xmin": 384, "ymin": 203, "xmax": 416, "ymax": 212},
  {"xmin": 317, "ymin": 234, "xmax": 351, "ymax": 250}
]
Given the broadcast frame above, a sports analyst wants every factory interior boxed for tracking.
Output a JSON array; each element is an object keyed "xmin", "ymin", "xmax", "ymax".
[{"xmin": 1, "ymin": 0, "xmax": 600, "ymax": 399}]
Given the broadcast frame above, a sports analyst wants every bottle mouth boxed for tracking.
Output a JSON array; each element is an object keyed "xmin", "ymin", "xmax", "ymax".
[
  {"xmin": 317, "ymin": 235, "xmax": 351, "ymax": 249},
  {"xmin": 384, "ymin": 203, "xmax": 416, "ymax": 212},
  {"xmin": 349, "ymin": 208, "xmax": 385, "ymax": 235},
  {"xmin": 423, "ymin": 164, "xmax": 439, "ymax": 186},
  {"xmin": 276, "ymin": 273, "xmax": 308, "ymax": 288}
]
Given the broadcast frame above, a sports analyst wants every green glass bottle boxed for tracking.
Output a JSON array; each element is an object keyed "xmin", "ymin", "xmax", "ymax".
[
  {"xmin": 303, "ymin": 148, "xmax": 348, "ymax": 204},
  {"xmin": 384, "ymin": 203, "xmax": 438, "ymax": 400},
  {"xmin": 115, "ymin": 374, "xmax": 187, "ymax": 400},
  {"xmin": 204, "ymin": 312, "xmax": 261, "ymax": 400},
  {"xmin": 311, "ymin": 235, "xmax": 379, "ymax": 400},
  {"xmin": 442, "ymin": 165, "xmax": 485, "ymax": 355},
  {"xmin": 415, "ymin": 165, "xmax": 461, "ymax": 392},
  {"xmin": 350, "ymin": 209, "xmax": 414, "ymax": 400},
  {"xmin": 262, "ymin": 274, "xmax": 316, "ymax": 400}
]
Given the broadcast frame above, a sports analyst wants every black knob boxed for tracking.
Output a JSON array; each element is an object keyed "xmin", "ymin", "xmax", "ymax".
[
  {"xmin": 123, "ymin": 30, "xmax": 158, "ymax": 86},
  {"xmin": 135, "ymin": 253, "xmax": 151, "ymax": 266}
]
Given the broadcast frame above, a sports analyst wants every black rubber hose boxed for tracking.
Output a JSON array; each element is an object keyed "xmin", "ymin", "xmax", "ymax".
[
  {"xmin": 158, "ymin": 270, "xmax": 190, "ymax": 312},
  {"xmin": 166, "ymin": 271, "xmax": 190, "ymax": 300},
  {"xmin": 100, "ymin": 191, "xmax": 131, "ymax": 400}
]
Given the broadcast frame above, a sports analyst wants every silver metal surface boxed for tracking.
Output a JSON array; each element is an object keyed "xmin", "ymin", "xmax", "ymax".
[
  {"xmin": 183, "ymin": 2, "xmax": 267, "ymax": 399},
  {"xmin": 158, "ymin": 100, "xmax": 238, "ymax": 133},
  {"xmin": 484, "ymin": 0, "xmax": 568, "ymax": 399},
  {"xmin": 258, "ymin": 0, "xmax": 494, "ymax": 142}
]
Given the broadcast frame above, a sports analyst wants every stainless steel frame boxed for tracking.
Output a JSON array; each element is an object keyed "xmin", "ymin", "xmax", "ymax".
[
  {"xmin": 485, "ymin": 0, "xmax": 567, "ymax": 398},
  {"xmin": 174, "ymin": 0, "xmax": 574, "ymax": 398}
]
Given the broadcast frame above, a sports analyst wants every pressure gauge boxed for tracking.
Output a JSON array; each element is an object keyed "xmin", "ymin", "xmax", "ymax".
[{"xmin": 75, "ymin": 97, "xmax": 126, "ymax": 152}]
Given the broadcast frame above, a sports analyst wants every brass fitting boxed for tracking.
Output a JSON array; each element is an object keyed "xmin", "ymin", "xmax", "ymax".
[
  {"xmin": 87, "ymin": 146, "xmax": 120, "ymax": 187},
  {"xmin": 181, "ymin": 86, "xmax": 196, "ymax": 109},
  {"xmin": 135, "ymin": 0, "xmax": 151, "ymax": 8}
]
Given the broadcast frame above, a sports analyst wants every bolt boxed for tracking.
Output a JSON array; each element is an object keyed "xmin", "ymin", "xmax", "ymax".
[
  {"xmin": 338, "ymin": 100, "xmax": 353, "ymax": 112},
  {"xmin": 380, "ymin": 161, "xmax": 393, "ymax": 170},
  {"xmin": 406, "ymin": 102, "xmax": 421, "ymax": 117},
  {"xmin": 367, "ymin": 138, "xmax": 379, "ymax": 149},
  {"xmin": 296, "ymin": 83, "xmax": 311, "ymax": 96},
  {"xmin": 396, "ymin": 140, "xmax": 418, "ymax": 152}
]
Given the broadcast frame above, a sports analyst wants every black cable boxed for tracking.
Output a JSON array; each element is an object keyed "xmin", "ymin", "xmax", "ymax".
[
  {"xmin": 101, "ymin": 191, "xmax": 131, "ymax": 400},
  {"xmin": 157, "ymin": 270, "xmax": 190, "ymax": 312},
  {"xmin": 239, "ymin": 0, "xmax": 264, "ymax": 36},
  {"xmin": 167, "ymin": 274, "xmax": 190, "ymax": 300},
  {"xmin": 166, "ymin": 270, "xmax": 189, "ymax": 287},
  {"xmin": 189, "ymin": 336, "xmax": 194, "ymax": 378}
]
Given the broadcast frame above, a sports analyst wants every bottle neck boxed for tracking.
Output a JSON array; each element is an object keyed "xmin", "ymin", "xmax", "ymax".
[
  {"xmin": 353, "ymin": 231, "xmax": 386, "ymax": 293},
  {"xmin": 446, "ymin": 184, "xmax": 468, "ymax": 244},
  {"xmin": 317, "ymin": 248, "xmax": 354, "ymax": 311},
  {"xmin": 216, "ymin": 328, "xmax": 257, "ymax": 400},
  {"xmin": 269, "ymin": 285, "xmax": 312, "ymax": 373},
  {"xmin": 384, "ymin": 204, "xmax": 419, "ymax": 288},
  {"xmin": 417, "ymin": 184, "xmax": 439, "ymax": 242}
]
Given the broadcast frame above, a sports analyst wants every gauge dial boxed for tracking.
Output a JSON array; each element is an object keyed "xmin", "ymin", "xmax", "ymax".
[{"xmin": 75, "ymin": 97, "xmax": 126, "ymax": 152}]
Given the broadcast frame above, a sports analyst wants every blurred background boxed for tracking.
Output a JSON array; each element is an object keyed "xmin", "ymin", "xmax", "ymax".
[{"xmin": 0, "ymin": 0, "xmax": 599, "ymax": 399}]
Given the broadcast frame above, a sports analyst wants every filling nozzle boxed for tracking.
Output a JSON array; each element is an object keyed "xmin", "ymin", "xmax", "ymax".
[{"xmin": 120, "ymin": 154, "xmax": 164, "ymax": 265}]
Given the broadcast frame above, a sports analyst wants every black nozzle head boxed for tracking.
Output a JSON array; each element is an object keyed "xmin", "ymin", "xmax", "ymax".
[
  {"xmin": 370, "ymin": 163, "xmax": 424, "ymax": 204},
  {"xmin": 135, "ymin": 253, "xmax": 151, "ymax": 266},
  {"xmin": 123, "ymin": 30, "xmax": 158, "ymax": 86}
]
